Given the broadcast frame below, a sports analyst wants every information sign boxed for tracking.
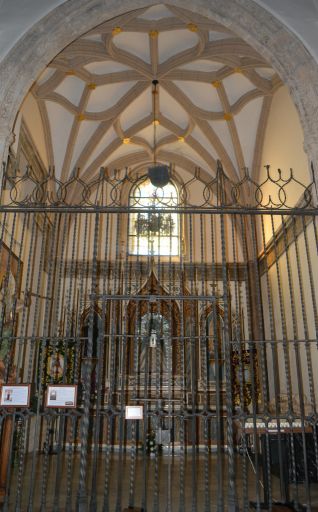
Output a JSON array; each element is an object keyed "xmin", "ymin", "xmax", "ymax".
[
  {"xmin": 46, "ymin": 385, "xmax": 77, "ymax": 408},
  {"xmin": 125, "ymin": 405, "xmax": 143, "ymax": 420},
  {"xmin": 0, "ymin": 385, "xmax": 30, "ymax": 407}
]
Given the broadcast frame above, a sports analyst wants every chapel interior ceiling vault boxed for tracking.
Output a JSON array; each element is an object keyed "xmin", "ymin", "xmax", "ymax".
[{"xmin": 30, "ymin": 3, "xmax": 282, "ymax": 183}]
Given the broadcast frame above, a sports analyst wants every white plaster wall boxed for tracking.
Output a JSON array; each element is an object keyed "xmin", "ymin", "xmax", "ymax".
[
  {"xmin": 261, "ymin": 87, "xmax": 310, "ymax": 181},
  {"xmin": 18, "ymin": 94, "xmax": 49, "ymax": 168},
  {"xmin": 258, "ymin": 86, "xmax": 312, "ymax": 245},
  {"xmin": 260, "ymin": 86, "xmax": 311, "ymax": 218},
  {"xmin": 261, "ymin": 220, "xmax": 318, "ymax": 412}
]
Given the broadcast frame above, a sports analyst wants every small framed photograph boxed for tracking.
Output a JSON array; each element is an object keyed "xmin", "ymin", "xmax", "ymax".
[
  {"xmin": 46, "ymin": 385, "xmax": 77, "ymax": 408},
  {"xmin": 0, "ymin": 384, "xmax": 30, "ymax": 407},
  {"xmin": 125, "ymin": 405, "xmax": 143, "ymax": 420}
]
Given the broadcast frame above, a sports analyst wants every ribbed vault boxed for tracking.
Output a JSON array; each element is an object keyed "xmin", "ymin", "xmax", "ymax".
[{"xmin": 31, "ymin": 4, "xmax": 282, "ymax": 181}]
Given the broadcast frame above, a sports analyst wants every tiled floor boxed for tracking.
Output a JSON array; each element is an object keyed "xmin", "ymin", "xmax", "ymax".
[{"xmin": 3, "ymin": 452, "xmax": 318, "ymax": 511}]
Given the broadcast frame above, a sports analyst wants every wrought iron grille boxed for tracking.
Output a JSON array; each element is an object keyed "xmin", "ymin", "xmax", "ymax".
[
  {"xmin": 1, "ymin": 161, "xmax": 315, "ymax": 210},
  {"xmin": 0, "ymin": 162, "xmax": 317, "ymax": 511}
]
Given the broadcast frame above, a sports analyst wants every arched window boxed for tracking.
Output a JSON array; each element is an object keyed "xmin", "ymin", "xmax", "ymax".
[{"xmin": 128, "ymin": 178, "xmax": 180, "ymax": 256}]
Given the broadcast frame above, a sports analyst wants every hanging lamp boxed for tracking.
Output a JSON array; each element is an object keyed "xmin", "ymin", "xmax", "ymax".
[{"xmin": 148, "ymin": 79, "xmax": 170, "ymax": 188}]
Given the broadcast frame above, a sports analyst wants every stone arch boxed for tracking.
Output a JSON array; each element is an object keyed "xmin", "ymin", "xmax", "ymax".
[{"xmin": 0, "ymin": 0, "xmax": 318, "ymax": 178}]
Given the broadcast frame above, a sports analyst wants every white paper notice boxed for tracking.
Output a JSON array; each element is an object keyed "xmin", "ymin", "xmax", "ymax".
[
  {"xmin": 0, "ymin": 385, "xmax": 30, "ymax": 407},
  {"xmin": 125, "ymin": 405, "xmax": 143, "ymax": 420},
  {"xmin": 46, "ymin": 385, "xmax": 77, "ymax": 408}
]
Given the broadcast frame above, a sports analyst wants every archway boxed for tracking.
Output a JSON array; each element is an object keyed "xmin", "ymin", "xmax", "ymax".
[{"xmin": 0, "ymin": 2, "xmax": 318, "ymax": 511}]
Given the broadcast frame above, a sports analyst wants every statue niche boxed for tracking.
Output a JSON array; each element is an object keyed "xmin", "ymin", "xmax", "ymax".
[{"xmin": 127, "ymin": 272, "xmax": 180, "ymax": 379}]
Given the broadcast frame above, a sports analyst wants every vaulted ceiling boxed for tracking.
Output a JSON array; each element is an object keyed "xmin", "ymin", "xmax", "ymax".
[{"xmin": 30, "ymin": 4, "xmax": 282, "ymax": 182}]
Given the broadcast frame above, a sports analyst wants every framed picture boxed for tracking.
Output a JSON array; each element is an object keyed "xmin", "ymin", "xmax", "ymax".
[
  {"xmin": 46, "ymin": 384, "xmax": 77, "ymax": 408},
  {"xmin": 41, "ymin": 342, "xmax": 75, "ymax": 386},
  {"xmin": 125, "ymin": 405, "xmax": 143, "ymax": 420},
  {"xmin": 0, "ymin": 384, "xmax": 30, "ymax": 407}
]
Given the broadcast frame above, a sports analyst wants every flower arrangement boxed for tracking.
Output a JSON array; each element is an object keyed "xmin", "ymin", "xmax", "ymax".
[{"xmin": 146, "ymin": 430, "xmax": 157, "ymax": 454}]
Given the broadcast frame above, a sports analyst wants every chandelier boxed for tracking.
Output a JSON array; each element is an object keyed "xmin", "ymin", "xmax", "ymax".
[{"xmin": 135, "ymin": 212, "xmax": 175, "ymax": 237}]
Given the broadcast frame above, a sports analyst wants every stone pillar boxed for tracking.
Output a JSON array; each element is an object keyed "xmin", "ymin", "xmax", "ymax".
[
  {"xmin": 246, "ymin": 259, "xmax": 269, "ymax": 409},
  {"xmin": 0, "ymin": 127, "xmax": 13, "ymax": 160},
  {"xmin": 247, "ymin": 261, "xmax": 263, "ymax": 342},
  {"xmin": 243, "ymin": 211, "xmax": 269, "ymax": 410},
  {"xmin": 0, "ymin": 128, "xmax": 14, "ymax": 193},
  {"xmin": 304, "ymin": 136, "xmax": 318, "ymax": 205}
]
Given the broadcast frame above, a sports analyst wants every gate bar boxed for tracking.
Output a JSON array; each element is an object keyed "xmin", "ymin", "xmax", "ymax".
[{"xmin": 91, "ymin": 294, "xmax": 222, "ymax": 301}]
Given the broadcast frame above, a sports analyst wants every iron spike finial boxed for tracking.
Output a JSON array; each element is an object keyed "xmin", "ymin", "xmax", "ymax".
[{"xmin": 216, "ymin": 159, "xmax": 223, "ymax": 173}]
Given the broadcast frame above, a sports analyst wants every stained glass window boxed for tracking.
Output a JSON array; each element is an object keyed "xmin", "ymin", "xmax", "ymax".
[{"xmin": 129, "ymin": 178, "xmax": 179, "ymax": 256}]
